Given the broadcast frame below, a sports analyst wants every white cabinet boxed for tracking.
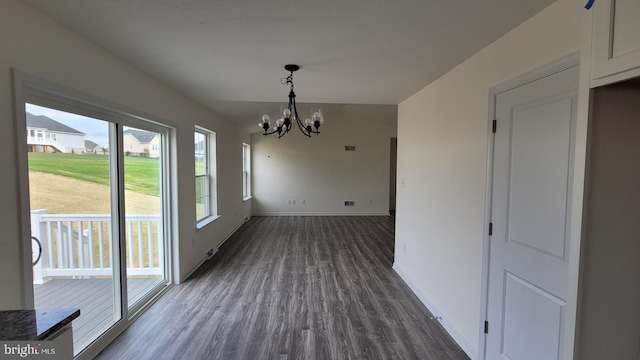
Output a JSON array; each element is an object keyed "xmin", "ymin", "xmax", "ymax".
[{"xmin": 591, "ymin": 0, "xmax": 640, "ymax": 87}]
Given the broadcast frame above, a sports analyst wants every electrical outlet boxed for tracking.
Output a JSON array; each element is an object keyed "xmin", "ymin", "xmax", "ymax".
[
  {"xmin": 302, "ymin": 199, "xmax": 306, "ymax": 205},
  {"xmin": 192, "ymin": 238, "xmax": 196, "ymax": 247},
  {"xmin": 403, "ymin": 244, "xmax": 407, "ymax": 254}
]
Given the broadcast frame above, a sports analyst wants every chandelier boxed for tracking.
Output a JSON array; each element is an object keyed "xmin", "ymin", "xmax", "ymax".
[{"xmin": 259, "ymin": 64, "xmax": 324, "ymax": 138}]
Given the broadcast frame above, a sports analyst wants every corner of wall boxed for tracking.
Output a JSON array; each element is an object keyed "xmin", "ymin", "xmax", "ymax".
[{"xmin": 393, "ymin": 264, "xmax": 479, "ymax": 359}]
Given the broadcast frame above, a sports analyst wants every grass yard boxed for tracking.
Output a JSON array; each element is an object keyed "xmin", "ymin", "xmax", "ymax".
[
  {"xmin": 28, "ymin": 152, "xmax": 160, "ymax": 197},
  {"xmin": 28, "ymin": 152, "xmax": 163, "ymax": 270},
  {"xmin": 29, "ymin": 172, "xmax": 161, "ymax": 270}
]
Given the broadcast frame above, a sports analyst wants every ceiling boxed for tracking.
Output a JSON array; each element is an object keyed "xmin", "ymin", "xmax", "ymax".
[{"xmin": 21, "ymin": 0, "xmax": 556, "ymax": 133}]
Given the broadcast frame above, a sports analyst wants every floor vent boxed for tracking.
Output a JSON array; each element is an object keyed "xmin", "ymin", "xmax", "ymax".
[{"xmin": 206, "ymin": 248, "xmax": 216, "ymax": 259}]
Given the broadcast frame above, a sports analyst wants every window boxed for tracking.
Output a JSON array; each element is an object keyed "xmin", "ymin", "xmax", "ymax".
[
  {"xmin": 195, "ymin": 127, "xmax": 216, "ymax": 222},
  {"xmin": 242, "ymin": 143, "xmax": 251, "ymax": 199}
]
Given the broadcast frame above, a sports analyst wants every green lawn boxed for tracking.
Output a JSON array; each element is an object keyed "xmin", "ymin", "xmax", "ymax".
[{"xmin": 28, "ymin": 152, "xmax": 160, "ymax": 197}]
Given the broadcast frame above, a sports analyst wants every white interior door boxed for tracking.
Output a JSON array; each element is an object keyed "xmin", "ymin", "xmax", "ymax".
[{"xmin": 485, "ymin": 66, "xmax": 578, "ymax": 360}]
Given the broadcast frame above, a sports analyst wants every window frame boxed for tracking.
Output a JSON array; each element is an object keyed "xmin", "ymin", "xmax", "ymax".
[
  {"xmin": 195, "ymin": 126, "xmax": 218, "ymax": 227},
  {"xmin": 242, "ymin": 143, "xmax": 252, "ymax": 200}
]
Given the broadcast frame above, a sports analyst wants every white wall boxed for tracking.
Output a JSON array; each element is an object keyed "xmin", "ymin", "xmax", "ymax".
[
  {"xmin": 0, "ymin": 0, "xmax": 250, "ymax": 309},
  {"xmin": 394, "ymin": 0, "xmax": 581, "ymax": 356},
  {"xmin": 53, "ymin": 132, "xmax": 85, "ymax": 153},
  {"xmin": 251, "ymin": 104, "xmax": 397, "ymax": 216}
]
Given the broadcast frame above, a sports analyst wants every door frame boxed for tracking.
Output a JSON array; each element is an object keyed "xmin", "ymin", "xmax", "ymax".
[
  {"xmin": 12, "ymin": 69, "xmax": 178, "ymax": 359},
  {"xmin": 479, "ymin": 53, "xmax": 580, "ymax": 360}
]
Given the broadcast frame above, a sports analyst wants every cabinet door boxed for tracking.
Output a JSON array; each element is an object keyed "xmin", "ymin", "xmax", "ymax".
[{"xmin": 591, "ymin": 0, "xmax": 640, "ymax": 87}]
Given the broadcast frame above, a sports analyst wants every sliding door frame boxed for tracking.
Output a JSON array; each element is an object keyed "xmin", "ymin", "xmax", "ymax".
[{"xmin": 13, "ymin": 69, "xmax": 177, "ymax": 359}]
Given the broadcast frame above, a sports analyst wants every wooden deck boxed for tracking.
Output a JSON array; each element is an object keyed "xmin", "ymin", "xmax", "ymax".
[{"xmin": 34, "ymin": 277, "xmax": 163, "ymax": 352}]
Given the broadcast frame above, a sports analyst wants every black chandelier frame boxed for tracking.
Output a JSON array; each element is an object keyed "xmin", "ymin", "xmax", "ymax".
[{"xmin": 259, "ymin": 64, "xmax": 323, "ymax": 138}]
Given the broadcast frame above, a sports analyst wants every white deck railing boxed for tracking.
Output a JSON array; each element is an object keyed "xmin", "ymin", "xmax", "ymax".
[
  {"xmin": 31, "ymin": 209, "xmax": 163, "ymax": 284},
  {"xmin": 27, "ymin": 136, "xmax": 66, "ymax": 153}
]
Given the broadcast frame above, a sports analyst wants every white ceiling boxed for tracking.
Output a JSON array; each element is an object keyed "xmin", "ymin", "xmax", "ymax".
[{"xmin": 21, "ymin": 0, "xmax": 556, "ymax": 133}]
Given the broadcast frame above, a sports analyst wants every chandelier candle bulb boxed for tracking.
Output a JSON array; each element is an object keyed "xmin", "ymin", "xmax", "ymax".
[{"xmin": 259, "ymin": 114, "xmax": 271, "ymax": 132}]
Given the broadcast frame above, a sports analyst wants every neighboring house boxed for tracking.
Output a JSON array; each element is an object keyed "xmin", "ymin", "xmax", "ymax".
[
  {"xmin": 84, "ymin": 140, "xmax": 105, "ymax": 154},
  {"xmin": 26, "ymin": 112, "xmax": 85, "ymax": 153},
  {"xmin": 123, "ymin": 129, "xmax": 160, "ymax": 158}
]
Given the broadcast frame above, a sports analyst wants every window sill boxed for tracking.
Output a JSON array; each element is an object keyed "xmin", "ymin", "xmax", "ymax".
[
  {"xmin": 196, "ymin": 214, "xmax": 221, "ymax": 230},
  {"xmin": 242, "ymin": 196, "xmax": 253, "ymax": 202}
]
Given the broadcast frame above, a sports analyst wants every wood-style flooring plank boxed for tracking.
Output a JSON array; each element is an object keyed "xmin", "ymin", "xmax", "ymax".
[{"xmin": 96, "ymin": 216, "xmax": 469, "ymax": 360}]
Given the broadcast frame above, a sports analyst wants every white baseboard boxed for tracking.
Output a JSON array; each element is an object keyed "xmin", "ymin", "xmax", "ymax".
[
  {"xmin": 251, "ymin": 211, "xmax": 390, "ymax": 216},
  {"xmin": 393, "ymin": 263, "xmax": 478, "ymax": 360},
  {"xmin": 217, "ymin": 217, "xmax": 248, "ymax": 248},
  {"xmin": 181, "ymin": 257, "xmax": 206, "ymax": 282},
  {"xmin": 181, "ymin": 217, "xmax": 249, "ymax": 282}
]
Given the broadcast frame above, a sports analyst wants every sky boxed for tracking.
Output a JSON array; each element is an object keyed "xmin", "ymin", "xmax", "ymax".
[{"xmin": 26, "ymin": 103, "xmax": 110, "ymax": 148}]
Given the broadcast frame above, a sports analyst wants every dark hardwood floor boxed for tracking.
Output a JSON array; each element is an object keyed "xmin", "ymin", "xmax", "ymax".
[{"xmin": 96, "ymin": 216, "xmax": 469, "ymax": 360}]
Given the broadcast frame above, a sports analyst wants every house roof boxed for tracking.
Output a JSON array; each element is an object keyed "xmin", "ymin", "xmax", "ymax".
[
  {"xmin": 84, "ymin": 140, "xmax": 101, "ymax": 150},
  {"xmin": 26, "ymin": 113, "xmax": 84, "ymax": 135},
  {"xmin": 124, "ymin": 129, "xmax": 157, "ymax": 143}
]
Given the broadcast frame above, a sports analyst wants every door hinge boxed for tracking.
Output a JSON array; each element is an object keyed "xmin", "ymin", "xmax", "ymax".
[
  {"xmin": 492, "ymin": 119, "xmax": 497, "ymax": 133},
  {"xmin": 484, "ymin": 321, "xmax": 489, "ymax": 334},
  {"xmin": 488, "ymin": 222, "xmax": 493, "ymax": 236}
]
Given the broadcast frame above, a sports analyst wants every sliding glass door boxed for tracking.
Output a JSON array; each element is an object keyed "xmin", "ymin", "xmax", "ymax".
[
  {"xmin": 122, "ymin": 126, "xmax": 167, "ymax": 310},
  {"xmin": 27, "ymin": 105, "xmax": 121, "ymax": 352},
  {"xmin": 22, "ymin": 100, "xmax": 171, "ymax": 356}
]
